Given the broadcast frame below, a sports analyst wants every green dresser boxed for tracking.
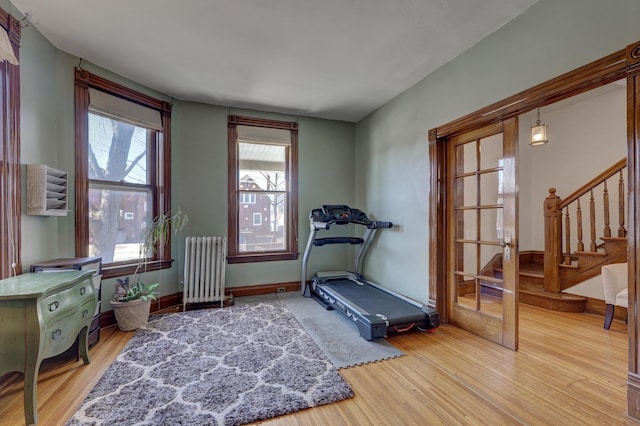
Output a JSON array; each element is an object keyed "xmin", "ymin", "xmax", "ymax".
[{"xmin": 0, "ymin": 270, "xmax": 97, "ymax": 425}]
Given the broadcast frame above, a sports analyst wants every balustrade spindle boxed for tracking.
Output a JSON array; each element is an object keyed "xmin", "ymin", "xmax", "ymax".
[
  {"xmin": 590, "ymin": 189, "xmax": 596, "ymax": 252},
  {"xmin": 577, "ymin": 198, "xmax": 584, "ymax": 252},
  {"xmin": 564, "ymin": 207, "xmax": 571, "ymax": 264},
  {"xmin": 603, "ymin": 180, "xmax": 611, "ymax": 237},
  {"xmin": 619, "ymin": 170, "xmax": 626, "ymax": 237}
]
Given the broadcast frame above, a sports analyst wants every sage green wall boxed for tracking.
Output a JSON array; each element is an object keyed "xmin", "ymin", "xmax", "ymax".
[
  {"xmin": 18, "ymin": 12, "xmax": 355, "ymax": 309},
  {"xmin": 354, "ymin": 0, "xmax": 640, "ymax": 303},
  {"xmin": 172, "ymin": 102, "xmax": 356, "ymax": 288},
  {"xmin": 20, "ymin": 9, "xmax": 60, "ymax": 270}
]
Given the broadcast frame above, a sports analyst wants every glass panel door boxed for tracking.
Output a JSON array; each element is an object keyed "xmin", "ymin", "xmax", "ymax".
[{"xmin": 447, "ymin": 119, "xmax": 519, "ymax": 350}]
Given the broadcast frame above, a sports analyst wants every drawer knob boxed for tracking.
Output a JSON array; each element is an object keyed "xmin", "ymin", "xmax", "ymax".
[
  {"xmin": 82, "ymin": 309, "xmax": 89, "ymax": 318},
  {"xmin": 48, "ymin": 301, "xmax": 59, "ymax": 312},
  {"xmin": 51, "ymin": 329, "xmax": 62, "ymax": 340},
  {"xmin": 80, "ymin": 286, "xmax": 87, "ymax": 296}
]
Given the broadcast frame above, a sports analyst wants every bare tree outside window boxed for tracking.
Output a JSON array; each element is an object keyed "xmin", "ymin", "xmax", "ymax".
[{"xmin": 88, "ymin": 114, "xmax": 152, "ymax": 263}]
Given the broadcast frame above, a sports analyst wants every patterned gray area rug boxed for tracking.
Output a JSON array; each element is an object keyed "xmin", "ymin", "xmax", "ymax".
[{"xmin": 68, "ymin": 301, "xmax": 353, "ymax": 426}]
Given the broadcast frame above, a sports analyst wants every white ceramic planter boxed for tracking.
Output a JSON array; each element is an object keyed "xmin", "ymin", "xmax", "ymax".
[{"xmin": 111, "ymin": 298, "xmax": 152, "ymax": 331}]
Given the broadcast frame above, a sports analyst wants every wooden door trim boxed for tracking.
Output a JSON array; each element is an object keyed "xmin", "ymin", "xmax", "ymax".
[
  {"xmin": 435, "ymin": 49, "xmax": 626, "ymax": 138},
  {"xmin": 626, "ymin": 40, "xmax": 640, "ymax": 419}
]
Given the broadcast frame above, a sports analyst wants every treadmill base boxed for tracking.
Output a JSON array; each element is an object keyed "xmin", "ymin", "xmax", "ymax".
[{"xmin": 310, "ymin": 276, "xmax": 439, "ymax": 341}]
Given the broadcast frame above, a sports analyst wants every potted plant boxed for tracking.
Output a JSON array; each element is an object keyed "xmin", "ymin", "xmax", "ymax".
[{"xmin": 111, "ymin": 209, "xmax": 188, "ymax": 331}]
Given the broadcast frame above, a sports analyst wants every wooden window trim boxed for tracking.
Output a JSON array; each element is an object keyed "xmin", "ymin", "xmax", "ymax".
[
  {"xmin": 0, "ymin": 12, "xmax": 20, "ymax": 279},
  {"xmin": 74, "ymin": 68, "xmax": 172, "ymax": 279},
  {"xmin": 227, "ymin": 115, "xmax": 299, "ymax": 264}
]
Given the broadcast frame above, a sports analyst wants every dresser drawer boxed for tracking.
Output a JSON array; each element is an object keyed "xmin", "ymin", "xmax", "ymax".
[
  {"xmin": 42, "ymin": 299, "xmax": 95, "ymax": 358},
  {"xmin": 40, "ymin": 281, "xmax": 94, "ymax": 322}
]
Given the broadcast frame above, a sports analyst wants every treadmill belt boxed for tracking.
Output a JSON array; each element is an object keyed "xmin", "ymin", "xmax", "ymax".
[{"xmin": 318, "ymin": 278, "xmax": 426, "ymax": 325}]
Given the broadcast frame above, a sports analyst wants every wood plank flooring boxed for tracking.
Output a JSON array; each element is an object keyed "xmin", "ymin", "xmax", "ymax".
[{"xmin": 0, "ymin": 302, "xmax": 633, "ymax": 425}]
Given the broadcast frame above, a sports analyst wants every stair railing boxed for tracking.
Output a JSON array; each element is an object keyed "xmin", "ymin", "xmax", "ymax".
[{"xmin": 543, "ymin": 158, "xmax": 627, "ymax": 292}]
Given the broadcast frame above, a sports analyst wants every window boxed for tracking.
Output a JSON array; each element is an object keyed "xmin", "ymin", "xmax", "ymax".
[
  {"xmin": 75, "ymin": 69, "xmax": 172, "ymax": 278},
  {"xmin": 241, "ymin": 193, "xmax": 256, "ymax": 204},
  {"xmin": 0, "ymin": 13, "xmax": 20, "ymax": 279},
  {"xmin": 228, "ymin": 115, "xmax": 298, "ymax": 263}
]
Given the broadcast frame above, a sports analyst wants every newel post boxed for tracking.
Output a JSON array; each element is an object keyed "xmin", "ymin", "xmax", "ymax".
[{"xmin": 543, "ymin": 188, "xmax": 563, "ymax": 293}]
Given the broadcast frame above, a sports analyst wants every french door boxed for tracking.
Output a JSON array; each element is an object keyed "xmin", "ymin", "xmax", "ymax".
[{"xmin": 446, "ymin": 118, "xmax": 519, "ymax": 350}]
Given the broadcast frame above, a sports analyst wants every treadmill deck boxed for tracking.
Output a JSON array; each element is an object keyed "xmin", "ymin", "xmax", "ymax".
[{"xmin": 317, "ymin": 278, "xmax": 427, "ymax": 326}]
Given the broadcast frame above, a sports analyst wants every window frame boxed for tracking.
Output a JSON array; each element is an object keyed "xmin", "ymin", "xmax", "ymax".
[
  {"xmin": 227, "ymin": 115, "xmax": 298, "ymax": 264},
  {"xmin": 75, "ymin": 68, "xmax": 172, "ymax": 278},
  {"xmin": 252, "ymin": 212, "xmax": 263, "ymax": 226},
  {"xmin": 0, "ymin": 13, "xmax": 20, "ymax": 279}
]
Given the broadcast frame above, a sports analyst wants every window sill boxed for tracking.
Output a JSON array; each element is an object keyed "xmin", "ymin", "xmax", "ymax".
[
  {"xmin": 227, "ymin": 252, "xmax": 299, "ymax": 264},
  {"xmin": 101, "ymin": 259, "xmax": 174, "ymax": 279}
]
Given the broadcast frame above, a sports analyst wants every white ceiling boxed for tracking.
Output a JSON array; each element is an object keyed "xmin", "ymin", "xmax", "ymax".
[{"xmin": 13, "ymin": 0, "xmax": 538, "ymax": 122}]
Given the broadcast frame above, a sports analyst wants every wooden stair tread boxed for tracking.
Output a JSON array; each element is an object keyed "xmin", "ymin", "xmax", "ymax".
[
  {"xmin": 520, "ymin": 288, "xmax": 586, "ymax": 301},
  {"xmin": 520, "ymin": 270, "xmax": 544, "ymax": 279},
  {"xmin": 574, "ymin": 250, "xmax": 607, "ymax": 257},
  {"xmin": 559, "ymin": 263, "xmax": 579, "ymax": 270},
  {"xmin": 494, "ymin": 263, "xmax": 544, "ymax": 278},
  {"xmin": 601, "ymin": 236, "xmax": 627, "ymax": 242}
]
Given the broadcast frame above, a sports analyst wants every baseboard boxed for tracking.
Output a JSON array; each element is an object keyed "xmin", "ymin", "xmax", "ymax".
[
  {"xmin": 584, "ymin": 297, "xmax": 628, "ymax": 320},
  {"xmin": 628, "ymin": 372, "xmax": 640, "ymax": 420},
  {"xmin": 99, "ymin": 281, "xmax": 300, "ymax": 328},
  {"xmin": 226, "ymin": 281, "xmax": 300, "ymax": 297}
]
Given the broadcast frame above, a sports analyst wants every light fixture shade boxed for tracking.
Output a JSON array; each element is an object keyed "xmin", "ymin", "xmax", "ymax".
[
  {"xmin": 530, "ymin": 123, "xmax": 548, "ymax": 146},
  {"xmin": 0, "ymin": 27, "xmax": 18, "ymax": 65}
]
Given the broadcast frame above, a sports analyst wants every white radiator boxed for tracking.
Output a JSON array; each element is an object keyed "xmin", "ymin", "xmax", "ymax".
[{"xmin": 183, "ymin": 236, "xmax": 227, "ymax": 310}]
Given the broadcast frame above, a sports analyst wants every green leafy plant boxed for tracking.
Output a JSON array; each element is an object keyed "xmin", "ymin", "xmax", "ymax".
[
  {"xmin": 112, "ymin": 209, "xmax": 188, "ymax": 303},
  {"xmin": 112, "ymin": 277, "xmax": 159, "ymax": 302}
]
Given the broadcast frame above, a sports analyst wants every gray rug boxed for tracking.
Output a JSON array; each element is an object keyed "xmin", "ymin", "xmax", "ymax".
[
  {"xmin": 67, "ymin": 301, "xmax": 353, "ymax": 426},
  {"xmin": 239, "ymin": 293, "xmax": 404, "ymax": 369}
]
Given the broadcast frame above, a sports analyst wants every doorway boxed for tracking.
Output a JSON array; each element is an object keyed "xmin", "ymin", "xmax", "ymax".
[{"xmin": 429, "ymin": 39, "xmax": 640, "ymax": 418}]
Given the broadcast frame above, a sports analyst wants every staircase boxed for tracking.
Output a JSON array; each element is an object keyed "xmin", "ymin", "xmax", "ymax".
[
  {"xmin": 483, "ymin": 251, "xmax": 589, "ymax": 312},
  {"xmin": 482, "ymin": 158, "xmax": 627, "ymax": 312},
  {"xmin": 519, "ymin": 251, "xmax": 588, "ymax": 312}
]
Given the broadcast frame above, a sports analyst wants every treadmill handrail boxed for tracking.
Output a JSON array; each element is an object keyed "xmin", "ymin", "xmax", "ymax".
[{"xmin": 314, "ymin": 237, "xmax": 364, "ymax": 246}]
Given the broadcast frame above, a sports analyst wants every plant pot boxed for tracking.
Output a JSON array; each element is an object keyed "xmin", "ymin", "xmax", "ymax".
[{"xmin": 111, "ymin": 298, "xmax": 152, "ymax": 331}]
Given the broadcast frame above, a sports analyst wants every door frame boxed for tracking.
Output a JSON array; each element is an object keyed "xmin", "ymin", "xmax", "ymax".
[{"xmin": 428, "ymin": 40, "xmax": 640, "ymax": 418}]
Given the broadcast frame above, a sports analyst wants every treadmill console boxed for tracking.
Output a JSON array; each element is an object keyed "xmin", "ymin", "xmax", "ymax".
[{"xmin": 310, "ymin": 205, "xmax": 371, "ymax": 225}]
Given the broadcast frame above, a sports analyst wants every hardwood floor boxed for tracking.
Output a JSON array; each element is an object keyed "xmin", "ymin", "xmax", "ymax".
[{"xmin": 0, "ymin": 302, "xmax": 633, "ymax": 425}]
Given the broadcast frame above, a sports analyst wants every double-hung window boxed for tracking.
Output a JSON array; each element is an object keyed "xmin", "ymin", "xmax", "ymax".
[
  {"xmin": 228, "ymin": 115, "xmax": 298, "ymax": 263},
  {"xmin": 75, "ymin": 69, "xmax": 172, "ymax": 278}
]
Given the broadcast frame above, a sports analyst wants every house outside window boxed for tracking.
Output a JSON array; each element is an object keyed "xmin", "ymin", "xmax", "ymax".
[
  {"xmin": 228, "ymin": 115, "xmax": 298, "ymax": 263},
  {"xmin": 75, "ymin": 69, "xmax": 172, "ymax": 278}
]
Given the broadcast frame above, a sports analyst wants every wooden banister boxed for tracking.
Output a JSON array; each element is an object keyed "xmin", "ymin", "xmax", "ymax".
[
  {"xmin": 558, "ymin": 158, "xmax": 626, "ymax": 209},
  {"xmin": 543, "ymin": 158, "xmax": 627, "ymax": 293}
]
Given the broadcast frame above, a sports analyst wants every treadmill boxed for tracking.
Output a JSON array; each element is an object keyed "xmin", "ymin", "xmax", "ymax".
[{"xmin": 301, "ymin": 205, "xmax": 439, "ymax": 340}]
